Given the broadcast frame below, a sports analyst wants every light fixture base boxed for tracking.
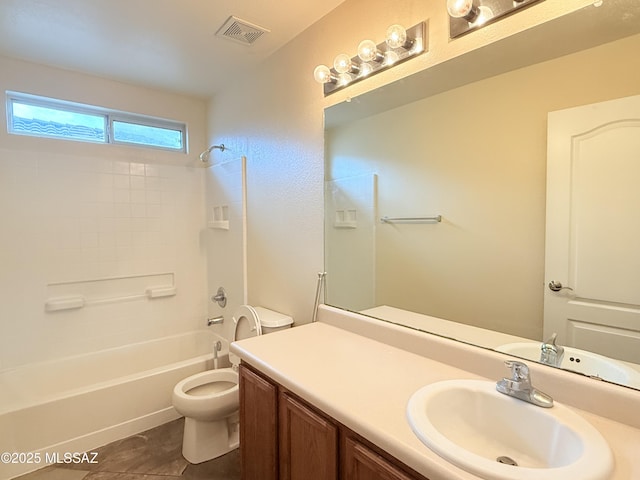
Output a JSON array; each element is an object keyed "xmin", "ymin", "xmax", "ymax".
[
  {"xmin": 322, "ymin": 21, "xmax": 427, "ymax": 96},
  {"xmin": 449, "ymin": 0, "xmax": 545, "ymax": 39}
]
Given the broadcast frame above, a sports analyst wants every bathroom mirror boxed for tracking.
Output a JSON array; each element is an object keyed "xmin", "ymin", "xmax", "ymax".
[{"xmin": 324, "ymin": 1, "xmax": 640, "ymax": 390}]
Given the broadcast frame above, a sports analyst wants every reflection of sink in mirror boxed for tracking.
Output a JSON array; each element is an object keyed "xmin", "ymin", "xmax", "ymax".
[
  {"xmin": 496, "ymin": 342, "xmax": 640, "ymax": 389},
  {"xmin": 407, "ymin": 379, "xmax": 614, "ymax": 480}
]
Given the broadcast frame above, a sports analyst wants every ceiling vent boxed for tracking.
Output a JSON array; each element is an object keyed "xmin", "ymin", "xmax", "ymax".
[{"xmin": 216, "ymin": 16, "xmax": 270, "ymax": 46}]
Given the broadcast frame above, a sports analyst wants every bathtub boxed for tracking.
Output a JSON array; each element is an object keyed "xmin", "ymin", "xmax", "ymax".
[{"xmin": 0, "ymin": 330, "xmax": 225, "ymax": 480}]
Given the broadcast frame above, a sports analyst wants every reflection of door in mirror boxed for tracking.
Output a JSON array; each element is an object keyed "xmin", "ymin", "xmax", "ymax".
[{"xmin": 545, "ymin": 94, "xmax": 640, "ymax": 365}]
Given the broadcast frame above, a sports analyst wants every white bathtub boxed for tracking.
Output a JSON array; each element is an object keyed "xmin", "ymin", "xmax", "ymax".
[{"xmin": 0, "ymin": 330, "xmax": 225, "ymax": 480}]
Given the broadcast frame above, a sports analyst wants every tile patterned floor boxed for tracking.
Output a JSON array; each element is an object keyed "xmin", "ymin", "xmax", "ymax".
[{"xmin": 15, "ymin": 419, "xmax": 240, "ymax": 480}]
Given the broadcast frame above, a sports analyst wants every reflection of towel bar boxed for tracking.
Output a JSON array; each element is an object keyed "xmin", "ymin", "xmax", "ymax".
[{"xmin": 380, "ymin": 215, "xmax": 442, "ymax": 224}]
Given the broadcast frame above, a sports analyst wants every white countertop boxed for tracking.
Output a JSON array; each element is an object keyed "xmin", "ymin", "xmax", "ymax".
[{"xmin": 231, "ymin": 321, "xmax": 640, "ymax": 480}]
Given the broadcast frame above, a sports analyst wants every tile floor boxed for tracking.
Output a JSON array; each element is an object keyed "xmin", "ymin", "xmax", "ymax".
[{"xmin": 15, "ymin": 419, "xmax": 240, "ymax": 480}]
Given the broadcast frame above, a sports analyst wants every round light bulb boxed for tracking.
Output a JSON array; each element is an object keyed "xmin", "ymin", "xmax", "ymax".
[
  {"xmin": 357, "ymin": 39, "xmax": 379, "ymax": 62},
  {"xmin": 333, "ymin": 54, "xmax": 353, "ymax": 74},
  {"xmin": 384, "ymin": 50, "xmax": 400, "ymax": 66},
  {"xmin": 473, "ymin": 5, "xmax": 494, "ymax": 25},
  {"xmin": 313, "ymin": 65, "xmax": 332, "ymax": 84},
  {"xmin": 385, "ymin": 24, "xmax": 407, "ymax": 49},
  {"xmin": 337, "ymin": 73, "xmax": 352, "ymax": 87},
  {"xmin": 358, "ymin": 63, "xmax": 374, "ymax": 78},
  {"xmin": 446, "ymin": 0, "xmax": 475, "ymax": 18}
]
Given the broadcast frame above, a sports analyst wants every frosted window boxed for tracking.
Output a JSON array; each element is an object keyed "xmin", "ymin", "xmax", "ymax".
[
  {"xmin": 112, "ymin": 120, "xmax": 183, "ymax": 150},
  {"xmin": 10, "ymin": 101, "xmax": 106, "ymax": 143},
  {"xmin": 7, "ymin": 92, "xmax": 186, "ymax": 152}
]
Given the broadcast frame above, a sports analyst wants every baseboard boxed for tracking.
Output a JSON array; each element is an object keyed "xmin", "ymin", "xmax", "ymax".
[{"xmin": 4, "ymin": 408, "xmax": 181, "ymax": 480}]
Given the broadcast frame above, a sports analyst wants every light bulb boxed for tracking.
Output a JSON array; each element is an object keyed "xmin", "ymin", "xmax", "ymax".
[
  {"xmin": 446, "ymin": 0, "xmax": 477, "ymax": 19},
  {"xmin": 333, "ymin": 54, "xmax": 353, "ymax": 74},
  {"xmin": 357, "ymin": 39, "xmax": 379, "ymax": 63},
  {"xmin": 358, "ymin": 63, "xmax": 374, "ymax": 78},
  {"xmin": 473, "ymin": 5, "xmax": 494, "ymax": 25},
  {"xmin": 385, "ymin": 24, "xmax": 407, "ymax": 49},
  {"xmin": 384, "ymin": 50, "xmax": 400, "ymax": 66},
  {"xmin": 313, "ymin": 65, "xmax": 333, "ymax": 84},
  {"xmin": 337, "ymin": 73, "xmax": 352, "ymax": 87}
]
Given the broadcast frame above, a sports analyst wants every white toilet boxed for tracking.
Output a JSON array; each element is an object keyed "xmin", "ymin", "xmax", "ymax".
[{"xmin": 172, "ymin": 305, "xmax": 293, "ymax": 463}]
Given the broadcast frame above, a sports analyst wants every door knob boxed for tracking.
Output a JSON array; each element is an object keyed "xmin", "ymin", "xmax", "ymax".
[{"xmin": 548, "ymin": 281, "xmax": 573, "ymax": 292}]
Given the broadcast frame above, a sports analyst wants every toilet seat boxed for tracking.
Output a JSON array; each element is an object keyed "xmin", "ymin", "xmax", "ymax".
[
  {"xmin": 172, "ymin": 369, "xmax": 239, "ymax": 421},
  {"xmin": 233, "ymin": 304, "xmax": 262, "ymax": 340},
  {"xmin": 172, "ymin": 368, "xmax": 239, "ymax": 463}
]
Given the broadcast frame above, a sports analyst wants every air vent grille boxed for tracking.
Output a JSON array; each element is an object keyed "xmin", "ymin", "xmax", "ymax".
[{"xmin": 216, "ymin": 16, "xmax": 270, "ymax": 46}]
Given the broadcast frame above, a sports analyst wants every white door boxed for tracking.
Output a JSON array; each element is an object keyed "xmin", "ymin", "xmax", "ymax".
[{"xmin": 544, "ymin": 94, "xmax": 640, "ymax": 364}]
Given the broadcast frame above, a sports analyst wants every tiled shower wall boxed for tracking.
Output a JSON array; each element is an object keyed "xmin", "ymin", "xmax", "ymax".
[
  {"xmin": 0, "ymin": 56, "xmax": 208, "ymax": 371},
  {"xmin": 0, "ymin": 150, "xmax": 207, "ymax": 370}
]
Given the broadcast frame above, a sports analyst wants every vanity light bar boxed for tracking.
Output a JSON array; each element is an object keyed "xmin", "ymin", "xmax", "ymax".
[
  {"xmin": 314, "ymin": 21, "xmax": 427, "ymax": 96},
  {"xmin": 448, "ymin": 0, "xmax": 545, "ymax": 39}
]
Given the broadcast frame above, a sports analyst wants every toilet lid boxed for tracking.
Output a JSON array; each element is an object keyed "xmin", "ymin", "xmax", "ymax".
[{"xmin": 233, "ymin": 304, "xmax": 262, "ymax": 341}]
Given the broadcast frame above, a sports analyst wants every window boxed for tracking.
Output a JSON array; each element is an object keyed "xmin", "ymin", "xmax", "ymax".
[
  {"xmin": 111, "ymin": 118, "xmax": 184, "ymax": 150},
  {"xmin": 10, "ymin": 99, "xmax": 107, "ymax": 143},
  {"xmin": 6, "ymin": 91, "xmax": 186, "ymax": 152}
]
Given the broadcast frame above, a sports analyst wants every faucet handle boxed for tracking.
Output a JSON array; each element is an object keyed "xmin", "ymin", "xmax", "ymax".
[
  {"xmin": 540, "ymin": 333, "xmax": 565, "ymax": 366},
  {"xmin": 504, "ymin": 360, "xmax": 530, "ymax": 381},
  {"xmin": 542, "ymin": 332, "xmax": 563, "ymax": 350},
  {"xmin": 544, "ymin": 332, "xmax": 559, "ymax": 345}
]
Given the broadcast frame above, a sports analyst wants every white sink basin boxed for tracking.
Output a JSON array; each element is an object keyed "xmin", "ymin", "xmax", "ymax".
[
  {"xmin": 496, "ymin": 342, "xmax": 640, "ymax": 388},
  {"xmin": 406, "ymin": 379, "xmax": 613, "ymax": 480}
]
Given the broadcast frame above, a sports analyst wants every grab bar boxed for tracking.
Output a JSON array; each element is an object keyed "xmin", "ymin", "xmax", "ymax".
[{"xmin": 380, "ymin": 215, "xmax": 442, "ymax": 224}]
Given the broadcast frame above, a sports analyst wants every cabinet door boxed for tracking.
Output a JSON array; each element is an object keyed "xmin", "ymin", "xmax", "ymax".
[
  {"xmin": 239, "ymin": 365, "xmax": 278, "ymax": 480},
  {"xmin": 343, "ymin": 436, "xmax": 420, "ymax": 480},
  {"xmin": 279, "ymin": 392, "xmax": 338, "ymax": 480}
]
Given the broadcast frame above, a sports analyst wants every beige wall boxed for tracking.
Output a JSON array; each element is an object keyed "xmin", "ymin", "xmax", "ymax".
[
  {"xmin": 326, "ymin": 34, "xmax": 640, "ymax": 339},
  {"xmin": 0, "ymin": 56, "xmax": 208, "ymax": 368},
  {"xmin": 206, "ymin": 0, "xmax": 597, "ymax": 325},
  {"xmin": 0, "ymin": 0, "xmax": 625, "ymax": 360}
]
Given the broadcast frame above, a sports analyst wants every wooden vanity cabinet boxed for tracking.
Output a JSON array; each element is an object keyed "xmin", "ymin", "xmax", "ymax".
[
  {"xmin": 239, "ymin": 364, "xmax": 278, "ymax": 480},
  {"xmin": 279, "ymin": 391, "xmax": 338, "ymax": 480},
  {"xmin": 239, "ymin": 364, "xmax": 430, "ymax": 480},
  {"xmin": 342, "ymin": 434, "xmax": 422, "ymax": 480}
]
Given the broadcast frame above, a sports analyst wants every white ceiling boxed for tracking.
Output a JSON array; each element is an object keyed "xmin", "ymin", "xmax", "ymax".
[{"xmin": 0, "ymin": 0, "xmax": 346, "ymax": 99}]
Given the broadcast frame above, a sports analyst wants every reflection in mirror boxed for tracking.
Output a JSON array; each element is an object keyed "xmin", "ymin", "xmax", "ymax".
[{"xmin": 324, "ymin": 3, "xmax": 640, "ymax": 389}]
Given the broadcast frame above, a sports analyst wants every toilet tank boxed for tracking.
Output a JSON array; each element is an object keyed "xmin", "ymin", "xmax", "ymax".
[{"xmin": 254, "ymin": 307, "xmax": 293, "ymax": 334}]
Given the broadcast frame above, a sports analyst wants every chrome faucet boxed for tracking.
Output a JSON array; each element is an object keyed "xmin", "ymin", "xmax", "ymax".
[
  {"xmin": 496, "ymin": 360, "xmax": 553, "ymax": 408},
  {"xmin": 540, "ymin": 333, "xmax": 564, "ymax": 367}
]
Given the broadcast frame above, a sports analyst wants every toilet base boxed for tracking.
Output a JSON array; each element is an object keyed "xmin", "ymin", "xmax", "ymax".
[{"xmin": 182, "ymin": 412, "xmax": 239, "ymax": 464}]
